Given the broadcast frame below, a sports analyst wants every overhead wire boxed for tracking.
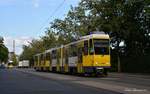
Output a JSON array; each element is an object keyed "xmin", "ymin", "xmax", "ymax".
[{"xmin": 39, "ymin": 0, "xmax": 66, "ymax": 31}]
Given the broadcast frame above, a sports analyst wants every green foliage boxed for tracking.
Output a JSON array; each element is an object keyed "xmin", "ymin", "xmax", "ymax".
[
  {"xmin": 0, "ymin": 36, "xmax": 4, "ymax": 43},
  {"xmin": 41, "ymin": 29, "xmax": 57, "ymax": 48},
  {"xmin": 12, "ymin": 54, "xmax": 18, "ymax": 66},
  {"xmin": 0, "ymin": 36, "xmax": 9, "ymax": 63}
]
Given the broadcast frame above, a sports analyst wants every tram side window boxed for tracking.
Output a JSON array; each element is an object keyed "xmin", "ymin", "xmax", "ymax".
[
  {"xmin": 65, "ymin": 49, "xmax": 69, "ymax": 64},
  {"xmin": 43, "ymin": 55, "xmax": 45, "ymax": 61},
  {"xmin": 72, "ymin": 49, "xmax": 77, "ymax": 56},
  {"xmin": 34, "ymin": 56, "xmax": 37, "ymax": 63},
  {"xmin": 84, "ymin": 40, "xmax": 88, "ymax": 55},
  {"xmin": 34, "ymin": 56, "xmax": 38, "ymax": 65},
  {"xmin": 40, "ymin": 55, "xmax": 41, "ymax": 60},
  {"xmin": 44, "ymin": 54, "xmax": 46, "ymax": 61},
  {"xmin": 59, "ymin": 49, "xmax": 61, "ymax": 58},
  {"xmin": 36, "ymin": 56, "xmax": 38, "ymax": 61},
  {"xmin": 50, "ymin": 52, "xmax": 52, "ymax": 62},
  {"xmin": 34, "ymin": 56, "xmax": 36, "ymax": 61},
  {"xmin": 46, "ymin": 53, "xmax": 50, "ymax": 60},
  {"xmin": 42, "ymin": 54, "xmax": 45, "ymax": 61},
  {"xmin": 52, "ymin": 50, "xmax": 57, "ymax": 59},
  {"xmin": 69, "ymin": 45, "xmax": 77, "ymax": 57},
  {"xmin": 40, "ymin": 55, "xmax": 43, "ymax": 61},
  {"xmin": 56, "ymin": 50, "xmax": 60, "ymax": 59}
]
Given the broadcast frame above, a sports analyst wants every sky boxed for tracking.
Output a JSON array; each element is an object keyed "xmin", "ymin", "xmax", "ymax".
[{"xmin": 0, "ymin": 0, "xmax": 80, "ymax": 55}]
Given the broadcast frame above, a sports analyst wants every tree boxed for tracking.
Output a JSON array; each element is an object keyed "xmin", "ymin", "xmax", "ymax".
[
  {"xmin": 12, "ymin": 54, "xmax": 18, "ymax": 66},
  {"xmin": 41, "ymin": 29, "xmax": 57, "ymax": 48},
  {"xmin": 0, "ymin": 36, "xmax": 9, "ymax": 63}
]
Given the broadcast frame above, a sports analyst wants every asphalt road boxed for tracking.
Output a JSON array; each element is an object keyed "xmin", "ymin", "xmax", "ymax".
[
  {"xmin": 15, "ymin": 68, "xmax": 150, "ymax": 94},
  {"xmin": 0, "ymin": 69, "xmax": 119, "ymax": 94}
]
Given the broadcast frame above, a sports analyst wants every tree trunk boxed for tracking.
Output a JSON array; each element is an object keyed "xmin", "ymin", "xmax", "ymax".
[
  {"xmin": 117, "ymin": 55, "xmax": 121, "ymax": 72},
  {"xmin": 117, "ymin": 36, "xmax": 121, "ymax": 72}
]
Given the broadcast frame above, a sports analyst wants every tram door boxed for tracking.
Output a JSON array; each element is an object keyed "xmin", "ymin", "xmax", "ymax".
[{"xmin": 77, "ymin": 47, "xmax": 83, "ymax": 73}]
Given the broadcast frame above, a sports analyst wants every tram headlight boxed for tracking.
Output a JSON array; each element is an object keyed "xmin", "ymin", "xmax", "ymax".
[
  {"xmin": 106, "ymin": 62, "xmax": 109, "ymax": 64},
  {"xmin": 96, "ymin": 62, "xmax": 99, "ymax": 65}
]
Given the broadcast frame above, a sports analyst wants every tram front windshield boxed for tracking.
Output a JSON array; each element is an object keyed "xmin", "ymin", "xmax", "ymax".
[{"xmin": 93, "ymin": 39, "xmax": 109, "ymax": 55}]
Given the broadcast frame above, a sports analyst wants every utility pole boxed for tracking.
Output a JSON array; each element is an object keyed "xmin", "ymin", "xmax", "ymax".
[
  {"xmin": 13, "ymin": 40, "xmax": 15, "ymax": 54},
  {"xmin": 12, "ymin": 40, "xmax": 17, "ymax": 66}
]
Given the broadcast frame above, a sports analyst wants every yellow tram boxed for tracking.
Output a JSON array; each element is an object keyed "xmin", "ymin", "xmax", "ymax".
[{"xmin": 34, "ymin": 33, "xmax": 111, "ymax": 76}]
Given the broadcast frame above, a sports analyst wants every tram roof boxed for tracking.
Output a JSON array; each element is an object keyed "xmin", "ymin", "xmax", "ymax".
[
  {"xmin": 34, "ymin": 34, "xmax": 109, "ymax": 55},
  {"xmin": 45, "ymin": 45, "xmax": 64, "ymax": 53},
  {"xmin": 80, "ymin": 34, "xmax": 109, "ymax": 40},
  {"xmin": 64, "ymin": 34, "xmax": 109, "ymax": 47},
  {"xmin": 34, "ymin": 53, "xmax": 42, "ymax": 56}
]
